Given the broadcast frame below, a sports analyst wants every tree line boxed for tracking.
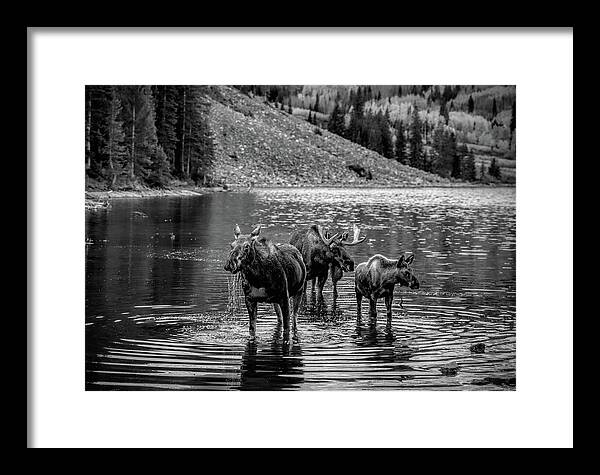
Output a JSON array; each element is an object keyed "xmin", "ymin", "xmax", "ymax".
[
  {"xmin": 85, "ymin": 86, "xmax": 214, "ymax": 189},
  {"xmin": 329, "ymin": 87, "xmax": 489, "ymax": 182}
]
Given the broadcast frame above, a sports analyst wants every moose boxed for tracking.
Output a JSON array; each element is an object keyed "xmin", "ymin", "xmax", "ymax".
[
  {"xmin": 224, "ymin": 224, "xmax": 306, "ymax": 339},
  {"xmin": 354, "ymin": 253, "xmax": 420, "ymax": 327},
  {"xmin": 290, "ymin": 223, "xmax": 366, "ymax": 304}
]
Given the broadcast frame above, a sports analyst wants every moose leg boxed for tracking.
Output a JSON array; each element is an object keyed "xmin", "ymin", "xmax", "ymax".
[
  {"xmin": 369, "ymin": 298, "xmax": 378, "ymax": 321},
  {"xmin": 317, "ymin": 274, "xmax": 327, "ymax": 303},
  {"xmin": 300, "ymin": 280, "xmax": 308, "ymax": 309},
  {"xmin": 356, "ymin": 289, "xmax": 363, "ymax": 323},
  {"xmin": 245, "ymin": 298, "xmax": 258, "ymax": 338},
  {"xmin": 291, "ymin": 293, "xmax": 302, "ymax": 334},
  {"xmin": 385, "ymin": 294, "xmax": 393, "ymax": 329},
  {"xmin": 279, "ymin": 295, "xmax": 291, "ymax": 340},
  {"xmin": 273, "ymin": 303, "xmax": 283, "ymax": 325}
]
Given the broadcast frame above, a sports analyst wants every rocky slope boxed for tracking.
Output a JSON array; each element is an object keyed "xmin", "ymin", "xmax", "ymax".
[{"xmin": 206, "ymin": 86, "xmax": 453, "ymax": 187}]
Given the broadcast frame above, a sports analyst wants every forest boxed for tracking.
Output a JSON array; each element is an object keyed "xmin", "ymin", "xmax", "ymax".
[
  {"xmin": 85, "ymin": 85, "xmax": 214, "ymax": 189},
  {"xmin": 238, "ymin": 85, "xmax": 516, "ymax": 182},
  {"xmin": 85, "ymin": 85, "xmax": 515, "ymax": 190}
]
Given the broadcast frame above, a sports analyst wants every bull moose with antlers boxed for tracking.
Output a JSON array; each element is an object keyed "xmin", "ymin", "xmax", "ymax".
[
  {"xmin": 289, "ymin": 223, "xmax": 366, "ymax": 304},
  {"xmin": 224, "ymin": 224, "xmax": 306, "ymax": 339}
]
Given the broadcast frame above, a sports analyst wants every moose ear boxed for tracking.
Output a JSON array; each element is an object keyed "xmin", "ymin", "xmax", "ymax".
[
  {"xmin": 405, "ymin": 254, "xmax": 415, "ymax": 265},
  {"xmin": 234, "ymin": 224, "xmax": 241, "ymax": 238},
  {"xmin": 250, "ymin": 224, "xmax": 261, "ymax": 237},
  {"xmin": 341, "ymin": 231, "xmax": 349, "ymax": 241},
  {"xmin": 397, "ymin": 255, "xmax": 406, "ymax": 267}
]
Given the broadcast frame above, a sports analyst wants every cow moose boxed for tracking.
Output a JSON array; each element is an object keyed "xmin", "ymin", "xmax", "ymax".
[
  {"xmin": 290, "ymin": 224, "xmax": 366, "ymax": 304},
  {"xmin": 224, "ymin": 224, "xmax": 306, "ymax": 339},
  {"xmin": 354, "ymin": 253, "xmax": 420, "ymax": 327}
]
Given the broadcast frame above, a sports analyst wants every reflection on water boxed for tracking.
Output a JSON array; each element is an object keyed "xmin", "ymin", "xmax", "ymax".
[{"xmin": 86, "ymin": 187, "xmax": 516, "ymax": 390}]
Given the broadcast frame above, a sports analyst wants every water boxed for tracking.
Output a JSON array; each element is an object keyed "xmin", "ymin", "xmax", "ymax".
[{"xmin": 86, "ymin": 187, "xmax": 516, "ymax": 390}]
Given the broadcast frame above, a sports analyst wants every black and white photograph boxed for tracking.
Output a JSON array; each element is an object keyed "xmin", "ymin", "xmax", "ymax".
[
  {"xmin": 84, "ymin": 84, "xmax": 516, "ymax": 391},
  {"xmin": 29, "ymin": 28, "xmax": 572, "ymax": 448}
]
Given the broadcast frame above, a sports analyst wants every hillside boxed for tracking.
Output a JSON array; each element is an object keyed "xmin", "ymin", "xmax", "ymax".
[{"xmin": 206, "ymin": 86, "xmax": 452, "ymax": 187}]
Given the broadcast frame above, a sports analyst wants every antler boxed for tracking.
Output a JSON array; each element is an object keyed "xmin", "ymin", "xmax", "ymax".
[
  {"xmin": 317, "ymin": 225, "xmax": 339, "ymax": 247},
  {"xmin": 342, "ymin": 224, "xmax": 366, "ymax": 246},
  {"xmin": 250, "ymin": 224, "xmax": 261, "ymax": 238}
]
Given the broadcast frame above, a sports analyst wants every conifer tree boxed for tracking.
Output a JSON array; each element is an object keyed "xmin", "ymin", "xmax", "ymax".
[
  {"xmin": 394, "ymin": 121, "xmax": 407, "ymax": 164},
  {"xmin": 118, "ymin": 85, "xmax": 158, "ymax": 182},
  {"xmin": 509, "ymin": 100, "xmax": 516, "ymax": 150},
  {"xmin": 488, "ymin": 157, "xmax": 502, "ymax": 179},
  {"xmin": 460, "ymin": 147, "xmax": 477, "ymax": 181},
  {"xmin": 408, "ymin": 105, "xmax": 424, "ymax": 169},
  {"xmin": 440, "ymin": 100, "xmax": 450, "ymax": 124},
  {"xmin": 380, "ymin": 112, "xmax": 394, "ymax": 158},
  {"xmin": 468, "ymin": 95, "xmax": 475, "ymax": 114},
  {"xmin": 103, "ymin": 88, "xmax": 128, "ymax": 187},
  {"xmin": 153, "ymin": 85, "xmax": 179, "ymax": 167},
  {"xmin": 327, "ymin": 102, "xmax": 345, "ymax": 136},
  {"xmin": 347, "ymin": 87, "xmax": 364, "ymax": 142}
]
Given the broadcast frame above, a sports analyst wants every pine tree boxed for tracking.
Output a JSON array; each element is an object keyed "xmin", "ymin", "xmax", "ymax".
[
  {"xmin": 408, "ymin": 105, "xmax": 423, "ymax": 169},
  {"xmin": 394, "ymin": 122, "xmax": 407, "ymax": 164},
  {"xmin": 314, "ymin": 93, "xmax": 320, "ymax": 114},
  {"xmin": 327, "ymin": 102, "xmax": 345, "ymax": 136},
  {"xmin": 422, "ymin": 149, "xmax": 432, "ymax": 172},
  {"xmin": 288, "ymin": 100, "xmax": 293, "ymax": 114},
  {"xmin": 85, "ymin": 87, "xmax": 91, "ymax": 171},
  {"xmin": 440, "ymin": 100, "xmax": 449, "ymax": 124},
  {"xmin": 468, "ymin": 95, "xmax": 475, "ymax": 114},
  {"xmin": 87, "ymin": 85, "xmax": 113, "ymax": 179},
  {"xmin": 102, "ymin": 88, "xmax": 128, "ymax": 187},
  {"xmin": 147, "ymin": 145, "xmax": 171, "ymax": 188},
  {"xmin": 488, "ymin": 157, "xmax": 502, "ymax": 179},
  {"xmin": 460, "ymin": 147, "xmax": 477, "ymax": 181},
  {"xmin": 347, "ymin": 87, "xmax": 364, "ymax": 142},
  {"xmin": 509, "ymin": 100, "xmax": 516, "ymax": 150},
  {"xmin": 117, "ymin": 86, "xmax": 158, "ymax": 182},
  {"xmin": 431, "ymin": 121, "xmax": 457, "ymax": 177},
  {"xmin": 153, "ymin": 85, "xmax": 179, "ymax": 167},
  {"xmin": 492, "ymin": 97, "xmax": 498, "ymax": 118},
  {"xmin": 380, "ymin": 112, "xmax": 393, "ymax": 158}
]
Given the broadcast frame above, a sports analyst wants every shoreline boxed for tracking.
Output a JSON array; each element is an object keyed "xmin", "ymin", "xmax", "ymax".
[
  {"xmin": 86, "ymin": 182, "xmax": 514, "ymax": 198},
  {"xmin": 85, "ymin": 182, "xmax": 515, "ymax": 208}
]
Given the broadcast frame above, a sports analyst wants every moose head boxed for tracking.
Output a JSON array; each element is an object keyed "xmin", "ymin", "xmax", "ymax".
[
  {"xmin": 320, "ymin": 223, "xmax": 366, "ymax": 272},
  {"xmin": 224, "ymin": 224, "xmax": 262, "ymax": 274},
  {"xmin": 394, "ymin": 254, "xmax": 420, "ymax": 289}
]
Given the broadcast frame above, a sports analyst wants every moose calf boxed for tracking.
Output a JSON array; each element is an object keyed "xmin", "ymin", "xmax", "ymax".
[{"xmin": 355, "ymin": 254, "xmax": 420, "ymax": 326}]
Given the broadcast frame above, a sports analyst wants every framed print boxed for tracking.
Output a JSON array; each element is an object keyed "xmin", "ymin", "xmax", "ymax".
[{"xmin": 29, "ymin": 27, "xmax": 572, "ymax": 448}]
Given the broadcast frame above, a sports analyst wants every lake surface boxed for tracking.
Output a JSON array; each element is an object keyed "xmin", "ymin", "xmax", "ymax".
[{"xmin": 85, "ymin": 187, "xmax": 516, "ymax": 390}]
